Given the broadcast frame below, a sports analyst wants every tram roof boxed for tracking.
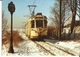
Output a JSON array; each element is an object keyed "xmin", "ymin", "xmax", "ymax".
[{"xmin": 27, "ymin": 13, "xmax": 47, "ymax": 21}]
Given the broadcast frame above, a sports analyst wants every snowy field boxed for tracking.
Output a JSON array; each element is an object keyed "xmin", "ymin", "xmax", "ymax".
[
  {"xmin": 1, "ymin": 29, "xmax": 80, "ymax": 56},
  {"xmin": 2, "ymin": 40, "xmax": 80, "ymax": 56},
  {"xmin": 56, "ymin": 40, "xmax": 80, "ymax": 54},
  {"xmin": 44, "ymin": 39, "xmax": 80, "ymax": 55}
]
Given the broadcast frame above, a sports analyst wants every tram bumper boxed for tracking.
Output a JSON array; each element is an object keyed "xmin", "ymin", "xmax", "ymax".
[{"xmin": 31, "ymin": 29, "xmax": 47, "ymax": 39}]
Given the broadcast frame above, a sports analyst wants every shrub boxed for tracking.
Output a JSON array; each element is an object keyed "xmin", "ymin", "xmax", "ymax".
[{"xmin": 2, "ymin": 31, "xmax": 24, "ymax": 47}]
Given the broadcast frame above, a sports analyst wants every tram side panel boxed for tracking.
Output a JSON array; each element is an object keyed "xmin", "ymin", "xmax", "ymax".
[{"xmin": 26, "ymin": 21, "xmax": 31, "ymax": 38}]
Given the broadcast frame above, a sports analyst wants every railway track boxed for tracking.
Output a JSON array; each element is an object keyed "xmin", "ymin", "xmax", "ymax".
[
  {"xmin": 45, "ymin": 42, "xmax": 79, "ymax": 56},
  {"xmin": 34, "ymin": 41, "xmax": 79, "ymax": 56},
  {"xmin": 33, "ymin": 41, "xmax": 55, "ymax": 55}
]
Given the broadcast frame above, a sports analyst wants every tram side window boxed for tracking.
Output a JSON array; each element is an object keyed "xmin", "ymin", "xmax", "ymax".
[
  {"xmin": 44, "ymin": 20, "xmax": 47, "ymax": 28},
  {"xmin": 31, "ymin": 20, "xmax": 34, "ymax": 28}
]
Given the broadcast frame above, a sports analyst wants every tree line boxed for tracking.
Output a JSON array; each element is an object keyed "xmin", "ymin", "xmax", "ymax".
[{"xmin": 49, "ymin": 0, "xmax": 80, "ymax": 39}]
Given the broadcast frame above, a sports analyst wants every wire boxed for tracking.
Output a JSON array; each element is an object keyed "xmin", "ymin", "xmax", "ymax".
[
  {"xmin": 36, "ymin": 0, "xmax": 48, "ymax": 12},
  {"xmin": 33, "ymin": 0, "xmax": 36, "ymax": 5}
]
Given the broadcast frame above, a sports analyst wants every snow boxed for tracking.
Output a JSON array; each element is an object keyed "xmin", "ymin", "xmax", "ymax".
[
  {"xmin": 36, "ymin": 41, "xmax": 72, "ymax": 56},
  {"xmin": 55, "ymin": 41, "xmax": 80, "ymax": 54},
  {"xmin": 44, "ymin": 39, "xmax": 80, "ymax": 56},
  {"xmin": 1, "ymin": 29, "xmax": 80, "ymax": 56},
  {"xmin": 2, "ymin": 29, "xmax": 52, "ymax": 56},
  {"xmin": 2, "ymin": 40, "xmax": 53, "ymax": 56},
  {"xmin": 18, "ymin": 40, "xmax": 52, "ymax": 56}
]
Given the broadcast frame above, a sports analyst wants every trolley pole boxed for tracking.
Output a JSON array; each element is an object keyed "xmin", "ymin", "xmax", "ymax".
[
  {"xmin": 28, "ymin": 5, "xmax": 36, "ymax": 16},
  {"xmin": 59, "ymin": 0, "xmax": 62, "ymax": 40},
  {"xmin": 8, "ymin": 1, "xmax": 15, "ymax": 53}
]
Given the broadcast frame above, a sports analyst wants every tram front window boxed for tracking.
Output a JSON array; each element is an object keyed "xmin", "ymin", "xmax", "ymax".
[{"xmin": 36, "ymin": 20, "xmax": 43, "ymax": 28}]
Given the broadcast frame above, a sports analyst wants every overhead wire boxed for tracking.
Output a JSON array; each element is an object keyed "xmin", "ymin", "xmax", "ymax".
[
  {"xmin": 25, "ymin": 0, "xmax": 37, "ymax": 19},
  {"xmin": 36, "ymin": 0, "xmax": 48, "ymax": 13},
  {"xmin": 28, "ymin": 0, "xmax": 48, "ymax": 15},
  {"xmin": 33, "ymin": 0, "xmax": 36, "ymax": 5}
]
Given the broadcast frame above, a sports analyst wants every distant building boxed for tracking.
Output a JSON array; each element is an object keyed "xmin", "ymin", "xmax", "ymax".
[
  {"xmin": 63, "ymin": 20, "xmax": 80, "ymax": 34},
  {"xmin": 75, "ymin": 20, "xmax": 80, "ymax": 26}
]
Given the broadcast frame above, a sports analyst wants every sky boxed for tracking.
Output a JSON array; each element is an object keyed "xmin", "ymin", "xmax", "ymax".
[{"xmin": 2, "ymin": 0, "xmax": 55, "ymax": 29}]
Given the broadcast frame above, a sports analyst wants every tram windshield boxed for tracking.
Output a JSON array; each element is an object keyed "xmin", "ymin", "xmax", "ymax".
[{"xmin": 36, "ymin": 20, "xmax": 43, "ymax": 28}]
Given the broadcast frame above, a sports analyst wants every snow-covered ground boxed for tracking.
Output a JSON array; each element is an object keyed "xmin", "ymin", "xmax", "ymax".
[
  {"xmin": 56, "ymin": 41, "xmax": 80, "ymax": 54},
  {"xmin": 2, "ymin": 40, "xmax": 53, "ymax": 56},
  {"xmin": 44, "ymin": 39, "xmax": 80, "ymax": 56},
  {"xmin": 1, "ymin": 29, "xmax": 80, "ymax": 56},
  {"xmin": 2, "ymin": 29, "xmax": 52, "ymax": 56}
]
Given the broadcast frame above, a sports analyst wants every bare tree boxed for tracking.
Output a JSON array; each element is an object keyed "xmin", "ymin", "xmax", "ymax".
[
  {"xmin": 67, "ymin": 0, "xmax": 78, "ymax": 34},
  {"xmin": 50, "ymin": 0, "xmax": 59, "ymax": 29},
  {"xmin": 50, "ymin": 0, "xmax": 70, "ymax": 31},
  {"xmin": 77, "ymin": 0, "xmax": 80, "ymax": 19},
  {"xmin": 2, "ymin": 11, "xmax": 9, "ymax": 38}
]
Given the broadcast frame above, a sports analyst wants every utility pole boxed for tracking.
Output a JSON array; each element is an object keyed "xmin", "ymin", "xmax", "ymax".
[
  {"xmin": 28, "ymin": 5, "xmax": 36, "ymax": 16},
  {"xmin": 59, "ymin": 0, "xmax": 62, "ymax": 40}
]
